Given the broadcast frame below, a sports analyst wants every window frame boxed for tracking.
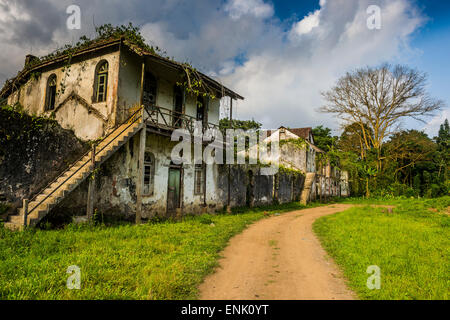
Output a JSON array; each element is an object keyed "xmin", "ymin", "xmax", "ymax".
[
  {"xmin": 194, "ymin": 164, "xmax": 204, "ymax": 195},
  {"xmin": 45, "ymin": 74, "xmax": 57, "ymax": 111},
  {"xmin": 143, "ymin": 151, "xmax": 155, "ymax": 196},
  {"xmin": 93, "ymin": 60, "xmax": 109, "ymax": 103}
]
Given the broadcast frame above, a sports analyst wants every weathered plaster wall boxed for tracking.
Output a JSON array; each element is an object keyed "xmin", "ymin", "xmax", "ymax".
[
  {"xmin": 0, "ymin": 107, "xmax": 88, "ymax": 208},
  {"xmin": 280, "ymin": 143, "xmax": 307, "ymax": 173},
  {"xmin": 6, "ymin": 49, "xmax": 121, "ymax": 141},
  {"xmin": 54, "ymin": 133, "xmax": 305, "ymax": 222},
  {"xmin": 117, "ymin": 51, "xmax": 221, "ymax": 126}
]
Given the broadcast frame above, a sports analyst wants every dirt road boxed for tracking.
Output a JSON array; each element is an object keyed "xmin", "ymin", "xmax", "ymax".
[{"xmin": 199, "ymin": 204, "xmax": 356, "ymax": 300}]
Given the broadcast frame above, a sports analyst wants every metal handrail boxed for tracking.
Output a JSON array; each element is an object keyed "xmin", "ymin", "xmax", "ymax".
[{"xmin": 27, "ymin": 106, "xmax": 144, "ymax": 216}]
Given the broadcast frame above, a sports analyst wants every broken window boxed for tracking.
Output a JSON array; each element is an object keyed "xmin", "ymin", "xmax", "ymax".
[
  {"xmin": 143, "ymin": 151, "xmax": 155, "ymax": 195},
  {"xmin": 194, "ymin": 164, "xmax": 204, "ymax": 195},
  {"xmin": 94, "ymin": 60, "xmax": 108, "ymax": 103},
  {"xmin": 45, "ymin": 74, "xmax": 57, "ymax": 111}
]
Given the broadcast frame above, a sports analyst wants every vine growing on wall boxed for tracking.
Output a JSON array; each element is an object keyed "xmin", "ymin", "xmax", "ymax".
[
  {"xmin": 278, "ymin": 165, "xmax": 304, "ymax": 177},
  {"xmin": 3, "ymin": 23, "xmax": 226, "ymax": 112},
  {"xmin": 176, "ymin": 66, "xmax": 217, "ymax": 103},
  {"xmin": 279, "ymin": 138, "xmax": 308, "ymax": 150}
]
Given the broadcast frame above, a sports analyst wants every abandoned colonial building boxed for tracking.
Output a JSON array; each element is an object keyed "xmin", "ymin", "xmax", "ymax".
[
  {"xmin": 264, "ymin": 126, "xmax": 349, "ymax": 203},
  {"xmin": 0, "ymin": 37, "xmax": 310, "ymax": 230}
]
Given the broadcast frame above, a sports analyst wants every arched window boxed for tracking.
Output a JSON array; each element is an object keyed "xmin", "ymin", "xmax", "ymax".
[
  {"xmin": 45, "ymin": 74, "xmax": 57, "ymax": 111},
  {"xmin": 94, "ymin": 60, "xmax": 108, "ymax": 103},
  {"xmin": 143, "ymin": 151, "xmax": 155, "ymax": 195}
]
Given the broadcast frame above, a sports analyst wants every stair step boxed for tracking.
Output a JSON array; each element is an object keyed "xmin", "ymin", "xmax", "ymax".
[
  {"xmin": 19, "ymin": 202, "xmax": 49, "ymax": 216},
  {"xmin": 9, "ymin": 122, "xmax": 143, "ymax": 231},
  {"xmin": 4, "ymin": 222, "xmax": 24, "ymax": 231},
  {"xmin": 8, "ymin": 214, "xmax": 40, "ymax": 225},
  {"xmin": 9, "ymin": 214, "xmax": 25, "ymax": 224}
]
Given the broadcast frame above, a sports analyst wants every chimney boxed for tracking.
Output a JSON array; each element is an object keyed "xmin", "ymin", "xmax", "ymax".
[{"xmin": 25, "ymin": 54, "xmax": 39, "ymax": 67}]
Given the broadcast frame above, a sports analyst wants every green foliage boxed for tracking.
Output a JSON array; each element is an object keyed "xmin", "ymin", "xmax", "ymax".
[
  {"xmin": 279, "ymin": 138, "xmax": 308, "ymax": 150},
  {"xmin": 278, "ymin": 165, "xmax": 304, "ymax": 177},
  {"xmin": 219, "ymin": 118, "xmax": 262, "ymax": 131},
  {"xmin": 314, "ymin": 197, "xmax": 450, "ymax": 299},
  {"xmin": 0, "ymin": 203, "xmax": 9, "ymax": 217},
  {"xmin": 322, "ymin": 119, "xmax": 449, "ymax": 198},
  {"xmin": 312, "ymin": 125, "xmax": 337, "ymax": 152},
  {"xmin": 34, "ymin": 23, "xmax": 162, "ymax": 67},
  {"xmin": 0, "ymin": 104, "xmax": 59, "ymax": 159},
  {"xmin": 176, "ymin": 67, "xmax": 217, "ymax": 101}
]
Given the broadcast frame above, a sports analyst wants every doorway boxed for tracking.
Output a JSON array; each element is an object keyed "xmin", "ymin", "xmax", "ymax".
[
  {"xmin": 143, "ymin": 72, "xmax": 157, "ymax": 107},
  {"xmin": 173, "ymin": 85, "xmax": 183, "ymax": 127},
  {"xmin": 167, "ymin": 166, "xmax": 182, "ymax": 217}
]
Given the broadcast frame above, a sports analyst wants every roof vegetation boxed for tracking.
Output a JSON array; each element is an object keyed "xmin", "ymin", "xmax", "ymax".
[
  {"xmin": 1, "ymin": 23, "xmax": 242, "ymax": 101},
  {"xmin": 27, "ymin": 23, "xmax": 164, "ymax": 69}
]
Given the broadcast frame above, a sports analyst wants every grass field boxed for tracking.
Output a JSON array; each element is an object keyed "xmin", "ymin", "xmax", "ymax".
[
  {"xmin": 2, "ymin": 197, "xmax": 448, "ymax": 300},
  {"xmin": 0, "ymin": 202, "xmax": 308, "ymax": 300},
  {"xmin": 314, "ymin": 196, "xmax": 450, "ymax": 300}
]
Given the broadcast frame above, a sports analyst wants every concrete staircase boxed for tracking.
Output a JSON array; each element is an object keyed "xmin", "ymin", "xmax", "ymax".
[
  {"xmin": 300, "ymin": 172, "xmax": 316, "ymax": 205},
  {"xmin": 4, "ymin": 121, "xmax": 144, "ymax": 231}
]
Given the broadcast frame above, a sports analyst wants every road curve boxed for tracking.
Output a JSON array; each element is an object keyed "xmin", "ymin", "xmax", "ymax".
[{"xmin": 199, "ymin": 204, "xmax": 356, "ymax": 300}]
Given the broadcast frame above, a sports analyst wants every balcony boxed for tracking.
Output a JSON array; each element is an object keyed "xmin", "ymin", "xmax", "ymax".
[{"xmin": 134, "ymin": 105, "xmax": 221, "ymax": 137}]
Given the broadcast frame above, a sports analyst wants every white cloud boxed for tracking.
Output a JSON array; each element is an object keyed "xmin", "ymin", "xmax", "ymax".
[
  {"xmin": 222, "ymin": 0, "xmax": 426, "ymax": 130},
  {"xmin": 0, "ymin": 0, "xmax": 432, "ymax": 134},
  {"xmin": 224, "ymin": 0, "xmax": 274, "ymax": 20},
  {"xmin": 291, "ymin": 10, "xmax": 320, "ymax": 36},
  {"xmin": 423, "ymin": 108, "xmax": 450, "ymax": 138},
  {"xmin": 0, "ymin": 0, "xmax": 31, "ymax": 24}
]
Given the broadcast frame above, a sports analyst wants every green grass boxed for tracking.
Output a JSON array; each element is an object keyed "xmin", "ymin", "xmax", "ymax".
[
  {"xmin": 0, "ymin": 203, "xmax": 9, "ymax": 217},
  {"xmin": 313, "ymin": 196, "xmax": 450, "ymax": 300},
  {"xmin": 0, "ymin": 202, "xmax": 309, "ymax": 300}
]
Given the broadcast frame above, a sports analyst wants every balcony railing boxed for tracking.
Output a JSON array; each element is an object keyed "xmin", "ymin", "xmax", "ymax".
[{"xmin": 142, "ymin": 104, "xmax": 221, "ymax": 136}]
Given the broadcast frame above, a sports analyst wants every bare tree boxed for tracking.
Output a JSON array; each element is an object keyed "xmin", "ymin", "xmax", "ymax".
[{"xmin": 320, "ymin": 64, "xmax": 444, "ymax": 171}]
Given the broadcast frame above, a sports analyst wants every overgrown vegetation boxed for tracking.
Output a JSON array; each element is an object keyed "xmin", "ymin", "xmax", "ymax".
[
  {"xmin": 0, "ymin": 103, "xmax": 88, "ymax": 203},
  {"xmin": 29, "ymin": 23, "xmax": 163, "ymax": 68},
  {"xmin": 0, "ymin": 202, "xmax": 313, "ymax": 300},
  {"xmin": 219, "ymin": 118, "xmax": 262, "ymax": 131},
  {"xmin": 279, "ymin": 138, "xmax": 308, "ymax": 150},
  {"xmin": 0, "ymin": 203, "xmax": 9, "ymax": 217},
  {"xmin": 0, "ymin": 103, "xmax": 58, "ymax": 159},
  {"xmin": 4, "ymin": 23, "xmax": 220, "ymax": 105},
  {"xmin": 314, "ymin": 64, "xmax": 448, "ymax": 198},
  {"xmin": 314, "ymin": 196, "xmax": 450, "ymax": 299},
  {"xmin": 312, "ymin": 119, "xmax": 449, "ymax": 198}
]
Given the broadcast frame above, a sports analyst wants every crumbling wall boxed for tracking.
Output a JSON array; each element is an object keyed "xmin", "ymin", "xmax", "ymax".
[
  {"xmin": 6, "ymin": 49, "xmax": 121, "ymax": 141},
  {"xmin": 42, "ymin": 132, "xmax": 307, "ymax": 224},
  {"xmin": 217, "ymin": 164, "xmax": 305, "ymax": 209},
  {"xmin": 0, "ymin": 106, "xmax": 88, "ymax": 207}
]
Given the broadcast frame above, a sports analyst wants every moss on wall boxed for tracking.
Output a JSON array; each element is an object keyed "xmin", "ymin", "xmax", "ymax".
[{"xmin": 0, "ymin": 104, "xmax": 89, "ymax": 205}]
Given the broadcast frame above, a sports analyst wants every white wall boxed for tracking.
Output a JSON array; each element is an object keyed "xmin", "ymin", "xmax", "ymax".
[
  {"xmin": 118, "ymin": 51, "xmax": 221, "ymax": 126},
  {"xmin": 7, "ymin": 50, "xmax": 121, "ymax": 141}
]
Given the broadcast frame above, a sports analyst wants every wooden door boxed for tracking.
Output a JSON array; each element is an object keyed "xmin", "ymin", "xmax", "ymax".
[{"xmin": 167, "ymin": 168, "xmax": 181, "ymax": 216}]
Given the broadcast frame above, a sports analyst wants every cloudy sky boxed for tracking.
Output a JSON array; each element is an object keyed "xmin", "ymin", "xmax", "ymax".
[{"xmin": 0, "ymin": 0, "xmax": 449, "ymax": 137}]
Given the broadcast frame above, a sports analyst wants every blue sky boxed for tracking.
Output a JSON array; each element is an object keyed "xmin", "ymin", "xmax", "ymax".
[
  {"xmin": 0, "ymin": 0, "xmax": 448, "ymax": 136},
  {"xmin": 272, "ymin": 0, "xmax": 450, "ymax": 136}
]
